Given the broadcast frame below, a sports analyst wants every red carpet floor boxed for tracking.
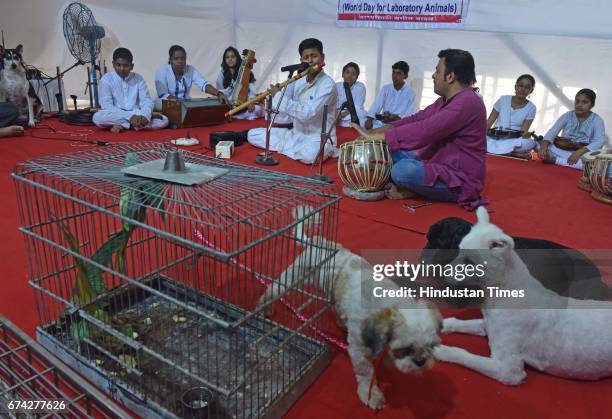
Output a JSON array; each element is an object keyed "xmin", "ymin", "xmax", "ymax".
[{"xmin": 1, "ymin": 117, "xmax": 610, "ymax": 418}]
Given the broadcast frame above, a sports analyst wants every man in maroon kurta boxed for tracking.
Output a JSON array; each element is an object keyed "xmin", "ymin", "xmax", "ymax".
[{"xmin": 355, "ymin": 49, "xmax": 487, "ymax": 210}]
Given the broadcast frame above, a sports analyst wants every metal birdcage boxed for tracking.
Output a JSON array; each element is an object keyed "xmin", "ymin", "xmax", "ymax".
[{"xmin": 12, "ymin": 142, "xmax": 340, "ymax": 418}]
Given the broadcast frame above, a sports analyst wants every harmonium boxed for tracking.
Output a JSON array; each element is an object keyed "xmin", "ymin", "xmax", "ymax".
[{"xmin": 162, "ymin": 98, "xmax": 230, "ymax": 128}]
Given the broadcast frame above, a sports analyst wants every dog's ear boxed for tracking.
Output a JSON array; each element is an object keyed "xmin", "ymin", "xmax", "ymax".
[
  {"xmin": 489, "ymin": 234, "xmax": 514, "ymax": 258},
  {"xmin": 476, "ymin": 206, "xmax": 490, "ymax": 225},
  {"xmin": 15, "ymin": 45, "xmax": 23, "ymax": 56},
  {"xmin": 361, "ymin": 308, "xmax": 397, "ymax": 357}
]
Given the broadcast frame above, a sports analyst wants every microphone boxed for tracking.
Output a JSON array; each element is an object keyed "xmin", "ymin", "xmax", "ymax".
[
  {"xmin": 343, "ymin": 82, "xmax": 360, "ymax": 124},
  {"xmin": 281, "ymin": 62, "xmax": 310, "ymax": 73}
]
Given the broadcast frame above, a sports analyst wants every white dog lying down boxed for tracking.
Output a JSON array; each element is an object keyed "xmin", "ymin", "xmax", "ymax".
[
  {"xmin": 258, "ymin": 207, "xmax": 441, "ymax": 409},
  {"xmin": 434, "ymin": 207, "xmax": 612, "ymax": 385}
]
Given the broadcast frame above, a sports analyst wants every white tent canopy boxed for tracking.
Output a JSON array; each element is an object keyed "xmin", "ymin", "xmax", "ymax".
[{"xmin": 2, "ymin": 0, "xmax": 611, "ymax": 133}]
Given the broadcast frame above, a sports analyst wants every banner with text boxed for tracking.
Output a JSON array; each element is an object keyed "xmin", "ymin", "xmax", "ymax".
[{"xmin": 337, "ymin": 0, "xmax": 469, "ymax": 30}]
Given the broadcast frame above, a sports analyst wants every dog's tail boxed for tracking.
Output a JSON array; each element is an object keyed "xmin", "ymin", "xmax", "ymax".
[{"xmin": 291, "ymin": 205, "xmax": 320, "ymax": 241}]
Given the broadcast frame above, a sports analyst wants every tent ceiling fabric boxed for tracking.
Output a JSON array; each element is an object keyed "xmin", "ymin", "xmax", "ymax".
[{"xmin": 0, "ymin": 0, "xmax": 611, "ymax": 132}]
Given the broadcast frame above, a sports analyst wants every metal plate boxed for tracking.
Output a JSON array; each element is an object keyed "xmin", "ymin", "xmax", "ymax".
[{"xmin": 121, "ymin": 159, "xmax": 229, "ymax": 185}]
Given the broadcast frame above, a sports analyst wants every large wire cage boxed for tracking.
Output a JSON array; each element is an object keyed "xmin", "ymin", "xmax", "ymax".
[{"xmin": 12, "ymin": 142, "xmax": 340, "ymax": 418}]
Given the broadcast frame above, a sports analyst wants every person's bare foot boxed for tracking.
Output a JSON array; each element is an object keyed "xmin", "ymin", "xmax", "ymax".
[
  {"xmin": 110, "ymin": 124, "xmax": 123, "ymax": 134},
  {"xmin": 384, "ymin": 182, "xmax": 419, "ymax": 199},
  {"xmin": 0, "ymin": 125, "xmax": 25, "ymax": 138}
]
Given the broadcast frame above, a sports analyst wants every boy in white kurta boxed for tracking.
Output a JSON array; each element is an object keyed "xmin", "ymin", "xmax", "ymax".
[
  {"xmin": 365, "ymin": 61, "xmax": 416, "ymax": 129},
  {"xmin": 154, "ymin": 45, "xmax": 228, "ymax": 111},
  {"xmin": 93, "ymin": 48, "xmax": 168, "ymax": 133},
  {"xmin": 248, "ymin": 38, "xmax": 338, "ymax": 164},
  {"xmin": 336, "ymin": 62, "xmax": 367, "ymax": 128}
]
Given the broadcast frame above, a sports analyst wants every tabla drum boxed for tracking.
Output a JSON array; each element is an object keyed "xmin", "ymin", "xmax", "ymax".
[
  {"xmin": 577, "ymin": 150, "xmax": 600, "ymax": 191},
  {"xmin": 589, "ymin": 153, "xmax": 612, "ymax": 204},
  {"xmin": 338, "ymin": 137, "xmax": 392, "ymax": 201}
]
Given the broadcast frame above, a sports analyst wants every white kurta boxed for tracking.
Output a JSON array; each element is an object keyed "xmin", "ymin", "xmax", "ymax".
[
  {"xmin": 540, "ymin": 111, "xmax": 607, "ymax": 169},
  {"xmin": 266, "ymin": 82, "xmax": 295, "ymax": 125},
  {"xmin": 215, "ymin": 69, "xmax": 263, "ymax": 120},
  {"xmin": 248, "ymin": 70, "xmax": 338, "ymax": 164},
  {"xmin": 153, "ymin": 64, "xmax": 208, "ymax": 110},
  {"xmin": 367, "ymin": 82, "xmax": 417, "ymax": 128},
  {"xmin": 93, "ymin": 71, "xmax": 168, "ymax": 130},
  {"xmin": 487, "ymin": 95, "xmax": 537, "ymax": 155},
  {"xmin": 336, "ymin": 81, "xmax": 367, "ymax": 127}
]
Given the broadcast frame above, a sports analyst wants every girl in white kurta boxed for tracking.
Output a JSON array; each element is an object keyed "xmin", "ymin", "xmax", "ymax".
[
  {"xmin": 154, "ymin": 45, "xmax": 228, "ymax": 111},
  {"xmin": 248, "ymin": 39, "xmax": 338, "ymax": 164},
  {"xmin": 336, "ymin": 62, "xmax": 367, "ymax": 128},
  {"xmin": 486, "ymin": 74, "xmax": 537, "ymax": 156},
  {"xmin": 215, "ymin": 46, "xmax": 263, "ymax": 120},
  {"xmin": 539, "ymin": 88, "xmax": 606, "ymax": 170},
  {"xmin": 93, "ymin": 48, "xmax": 168, "ymax": 132}
]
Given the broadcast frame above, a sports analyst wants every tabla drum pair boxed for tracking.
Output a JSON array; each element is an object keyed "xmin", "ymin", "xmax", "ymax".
[
  {"xmin": 338, "ymin": 137, "xmax": 392, "ymax": 201},
  {"xmin": 589, "ymin": 152, "xmax": 612, "ymax": 204},
  {"xmin": 577, "ymin": 150, "xmax": 600, "ymax": 191}
]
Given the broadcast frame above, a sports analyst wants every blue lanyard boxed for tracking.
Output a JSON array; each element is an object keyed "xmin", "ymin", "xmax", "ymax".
[{"xmin": 174, "ymin": 78, "xmax": 188, "ymax": 99}]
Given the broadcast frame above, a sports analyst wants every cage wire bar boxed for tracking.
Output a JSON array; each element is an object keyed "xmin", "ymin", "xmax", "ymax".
[
  {"xmin": 12, "ymin": 142, "xmax": 340, "ymax": 419},
  {"xmin": 0, "ymin": 314, "xmax": 130, "ymax": 418}
]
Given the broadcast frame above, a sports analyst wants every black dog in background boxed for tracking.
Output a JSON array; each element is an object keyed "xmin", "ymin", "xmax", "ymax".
[{"xmin": 421, "ymin": 217, "xmax": 610, "ymax": 304}]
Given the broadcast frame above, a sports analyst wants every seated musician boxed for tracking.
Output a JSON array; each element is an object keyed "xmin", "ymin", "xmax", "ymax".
[
  {"xmin": 247, "ymin": 38, "xmax": 338, "ymax": 164},
  {"xmin": 336, "ymin": 62, "xmax": 367, "ymax": 127},
  {"xmin": 154, "ymin": 45, "xmax": 228, "ymax": 111},
  {"xmin": 93, "ymin": 48, "xmax": 169, "ymax": 133},
  {"xmin": 364, "ymin": 61, "xmax": 416, "ymax": 129},
  {"xmin": 486, "ymin": 74, "xmax": 537, "ymax": 158},
  {"xmin": 538, "ymin": 88, "xmax": 606, "ymax": 169},
  {"xmin": 215, "ymin": 46, "xmax": 263, "ymax": 120},
  {"xmin": 0, "ymin": 102, "xmax": 24, "ymax": 138},
  {"xmin": 354, "ymin": 49, "xmax": 487, "ymax": 211}
]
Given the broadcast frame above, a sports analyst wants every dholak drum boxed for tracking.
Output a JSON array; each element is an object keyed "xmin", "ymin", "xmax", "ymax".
[
  {"xmin": 589, "ymin": 153, "xmax": 612, "ymax": 204},
  {"xmin": 554, "ymin": 136, "xmax": 584, "ymax": 151},
  {"xmin": 577, "ymin": 150, "xmax": 601, "ymax": 191},
  {"xmin": 487, "ymin": 128, "xmax": 522, "ymax": 139},
  {"xmin": 338, "ymin": 137, "xmax": 392, "ymax": 201}
]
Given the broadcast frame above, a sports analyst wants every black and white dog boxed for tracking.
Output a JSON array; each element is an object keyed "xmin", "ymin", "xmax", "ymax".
[
  {"xmin": 0, "ymin": 45, "xmax": 42, "ymax": 127},
  {"xmin": 421, "ymin": 217, "xmax": 610, "ymax": 304}
]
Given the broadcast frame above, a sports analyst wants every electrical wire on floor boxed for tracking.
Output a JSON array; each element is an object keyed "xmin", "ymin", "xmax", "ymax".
[{"xmin": 28, "ymin": 124, "xmax": 109, "ymax": 146}]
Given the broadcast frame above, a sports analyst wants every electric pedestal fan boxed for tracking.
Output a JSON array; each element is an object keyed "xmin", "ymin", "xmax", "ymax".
[{"xmin": 50, "ymin": 2, "xmax": 105, "ymax": 124}]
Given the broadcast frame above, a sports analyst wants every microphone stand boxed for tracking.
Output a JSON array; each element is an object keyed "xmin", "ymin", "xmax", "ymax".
[
  {"xmin": 255, "ymin": 69, "xmax": 295, "ymax": 166},
  {"xmin": 255, "ymin": 95, "xmax": 279, "ymax": 166},
  {"xmin": 310, "ymin": 103, "xmax": 343, "ymax": 183}
]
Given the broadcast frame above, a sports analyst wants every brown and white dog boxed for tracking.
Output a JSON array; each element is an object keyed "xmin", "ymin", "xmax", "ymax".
[
  {"xmin": 258, "ymin": 206, "xmax": 442, "ymax": 409},
  {"xmin": 0, "ymin": 45, "xmax": 42, "ymax": 127}
]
